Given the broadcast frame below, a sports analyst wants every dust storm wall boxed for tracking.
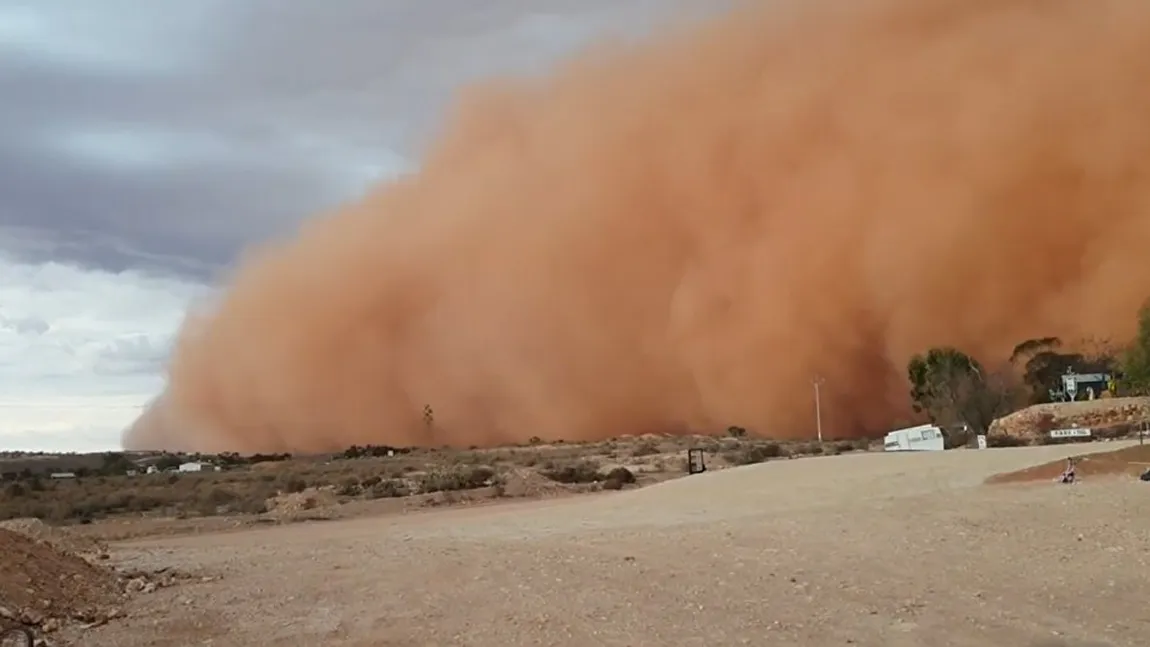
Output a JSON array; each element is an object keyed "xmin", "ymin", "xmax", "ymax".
[{"xmin": 124, "ymin": 0, "xmax": 1150, "ymax": 452}]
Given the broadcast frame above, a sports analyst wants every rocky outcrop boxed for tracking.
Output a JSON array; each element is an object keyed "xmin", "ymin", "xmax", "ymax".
[{"xmin": 989, "ymin": 397, "xmax": 1150, "ymax": 443}]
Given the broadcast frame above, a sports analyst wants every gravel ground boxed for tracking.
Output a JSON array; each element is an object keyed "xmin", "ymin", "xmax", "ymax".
[{"xmin": 62, "ymin": 442, "xmax": 1150, "ymax": 647}]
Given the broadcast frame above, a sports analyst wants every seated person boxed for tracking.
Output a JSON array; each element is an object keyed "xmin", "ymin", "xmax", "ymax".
[{"xmin": 1057, "ymin": 458, "xmax": 1076, "ymax": 484}]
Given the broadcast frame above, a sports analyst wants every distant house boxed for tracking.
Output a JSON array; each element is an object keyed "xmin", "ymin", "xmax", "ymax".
[
  {"xmin": 1060, "ymin": 371, "xmax": 1112, "ymax": 401},
  {"xmin": 49, "ymin": 472, "xmax": 76, "ymax": 479},
  {"xmin": 146, "ymin": 465, "xmax": 158, "ymax": 474},
  {"xmin": 178, "ymin": 462, "xmax": 220, "ymax": 473}
]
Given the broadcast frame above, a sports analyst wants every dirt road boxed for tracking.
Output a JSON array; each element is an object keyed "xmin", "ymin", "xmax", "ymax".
[{"xmin": 64, "ymin": 443, "xmax": 1150, "ymax": 646}]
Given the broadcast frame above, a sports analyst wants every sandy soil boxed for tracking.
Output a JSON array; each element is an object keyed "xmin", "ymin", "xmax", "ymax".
[
  {"xmin": 988, "ymin": 444, "xmax": 1150, "ymax": 484},
  {"xmin": 60, "ymin": 442, "xmax": 1150, "ymax": 647}
]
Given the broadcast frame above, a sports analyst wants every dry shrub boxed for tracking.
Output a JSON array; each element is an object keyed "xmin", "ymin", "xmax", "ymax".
[
  {"xmin": 279, "ymin": 477, "xmax": 308, "ymax": 493},
  {"xmin": 416, "ymin": 466, "xmax": 496, "ymax": 494},
  {"xmin": 794, "ymin": 442, "xmax": 824, "ymax": 456},
  {"xmin": 723, "ymin": 442, "xmax": 788, "ymax": 466},
  {"xmin": 540, "ymin": 460, "xmax": 602, "ymax": 484},
  {"xmin": 0, "ymin": 464, "xmax": 320, "ymax": 522},
  {"xmin": 366, "ymin": 479, "xmax": 410, "ymax": 499},
  {"xmin": 834, "ymin": 438, "xmax": 872, "ymax": 453},
  {"xmin": 601, "ymin": 467, "xmax": 636, "ymax": 490},
  {"xmin": 335, "ymin": 477, "xmax": 361, "ymax": 496},
  {"xmin": 630, "ymin": 441, "xmax": 661, "ymax": 457}
]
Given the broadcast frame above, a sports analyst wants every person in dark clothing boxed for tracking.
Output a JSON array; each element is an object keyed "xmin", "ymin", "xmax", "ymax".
[{"xmin": 1057, "ymin": 458, "xmax": 1076, "ymax": 484}]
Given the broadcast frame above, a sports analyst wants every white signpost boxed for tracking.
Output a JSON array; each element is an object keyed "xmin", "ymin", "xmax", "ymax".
[
  {"xmin": 1063, "ymin": 375, "xmax": 1078, "ymax": 401},
  {"xmin": 976, "ymin": 435, "xmax": 988, "ymax": 449}
]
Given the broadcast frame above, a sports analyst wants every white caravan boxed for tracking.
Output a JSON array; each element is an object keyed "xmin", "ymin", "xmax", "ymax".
[{"xmin": 883, "ymin": 423, "xmax": 946, "ymax": 452}]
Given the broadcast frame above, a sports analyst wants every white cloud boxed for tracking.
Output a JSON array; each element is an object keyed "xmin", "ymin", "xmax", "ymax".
[
  {"xmin": 0, "ymin": 255, "xmax": 207, "ymax": 451},
  {"xmin": 0, "ymin": 0, "xmax": 231, "ymax": 73},
  {"xmin": 50, "ymin": 127, "xmax": 239, "ymax": 171}
]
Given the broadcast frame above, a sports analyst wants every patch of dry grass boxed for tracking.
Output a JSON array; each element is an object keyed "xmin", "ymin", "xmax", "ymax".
[{"xmin": 0, "ymin": 435, "xmax": 870, "ymax": 525}]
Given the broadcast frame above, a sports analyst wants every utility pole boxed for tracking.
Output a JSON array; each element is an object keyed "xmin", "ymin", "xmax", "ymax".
[{"xmin": 812, "ymin": 376, "xmax": 825, "ymax": 443}]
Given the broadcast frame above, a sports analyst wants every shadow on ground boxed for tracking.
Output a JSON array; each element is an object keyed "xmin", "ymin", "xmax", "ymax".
[{"xmin": 986, "ymin": 444, "xmax": 1150, "ymax": 484}]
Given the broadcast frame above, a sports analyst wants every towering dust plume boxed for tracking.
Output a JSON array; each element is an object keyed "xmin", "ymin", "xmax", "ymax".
[{"xmin": 126, "ymin": 0, "xmax": 1150, "ymax": 452}]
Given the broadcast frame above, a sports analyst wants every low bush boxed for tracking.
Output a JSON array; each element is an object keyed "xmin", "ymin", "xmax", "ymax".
[
  {"xmin": 723, "ymin": 443, "xmax": 787, "ymax": 466},
  {"xmin": 630, "ymin": 442, "xmax": 661, "ymax": 457},
  {"xmin": 417, "ymin": 466, "xmax": 496, "ymax": 494},
  {"xmin": 540, "ymin": 461, "xmax": 602, "ymax": 484},
  {"xmin": 367, "ymin": 479, "xmax": 410, "ymax": 499},
  {"xmin": 601, "ymin": 467, "xmax": 636, "ymax": 490}
]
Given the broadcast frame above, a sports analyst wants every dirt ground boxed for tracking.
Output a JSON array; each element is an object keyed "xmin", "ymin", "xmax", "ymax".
[
  {"xmin": 0, "ymin": 528, "xmax": 121, "ymax": 627},
  {"xmin": 53, "ymin": 442, "xmax": 1150, "ymax": 647},
  {"xmin": 987, "ymin": 443, "xmax": 1150, "ymax": 484}
]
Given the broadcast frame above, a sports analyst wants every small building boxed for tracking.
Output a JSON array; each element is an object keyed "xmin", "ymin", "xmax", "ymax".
[
  {"xmin": 1058, "ymin": 370, "xmax": 1112, "ymax": 401},
  {"xmin": 146, "ymin": 465, "xmax": 158, "ymax": 474},
  {"xmin": 178, "ymin": 462, "xmax": 204, "ymax": 472},
  {"xmin": 49, "ymin": 472, "xmax": 76, "ymax": 479},
  {"xmin": 883, "ymin": 424, "xmax": 945, "ymax": 452}
]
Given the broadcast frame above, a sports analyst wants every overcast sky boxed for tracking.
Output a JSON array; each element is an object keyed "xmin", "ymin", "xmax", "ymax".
[{"xmin": 0, "ymin": 0, "xmax": 716, "ymax": 452}]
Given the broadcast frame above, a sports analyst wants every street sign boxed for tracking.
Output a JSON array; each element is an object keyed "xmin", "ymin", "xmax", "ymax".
[{"xmin": 1049, "ymin": 428, "xmax": 1091, "ymax": 438}]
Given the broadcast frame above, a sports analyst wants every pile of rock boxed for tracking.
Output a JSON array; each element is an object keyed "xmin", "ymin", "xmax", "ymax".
[
  {"xmin": 0, "ymin": 518, "xmax": 109, "ymax": 561},
  {"xmin": 498, "ymin": 468, "xmax": 570, "ymax": 498},
  {"xmin": 0, "ymin": 523, "xmax": 196, "ymax": 643},
  {"xmin": 989, "ymin": 397, "xmax": 1150, "ymax": 442},
  {"xmin": 0, "ymin": 528, "xmax": 123, "ymax": 640},
  {"xmin": 263, "ymin": 486, "xmax": 341, "ymax": 522}
]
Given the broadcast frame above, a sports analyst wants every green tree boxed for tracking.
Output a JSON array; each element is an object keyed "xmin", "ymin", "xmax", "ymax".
[
  {"xmin": 1121, "ymin": 301, "xmax": 1150, "ymax": 395},
  {"xmin": 907, "ymin": 347, "xmax": 1020, "ymax": 434},
  {"xmin": 908, "ymin": 347, "xmax": 979, "ymax": 414},
  {"xmin": 154, "ymin": 454, "xmax": 183, "ymax": 471},
  {"xmin": 100, "ymin": 451, "xmax": 135, "ymax": 475}
]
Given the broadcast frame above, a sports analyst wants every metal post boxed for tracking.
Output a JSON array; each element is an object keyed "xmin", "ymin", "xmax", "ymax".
[
  {"xmin": 813, "ymin": 377, "xmax": 824, "ymax": 443},
  {"xmin": 423, "ymin": 404, "xmax": 435, "ymax": 446}
]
